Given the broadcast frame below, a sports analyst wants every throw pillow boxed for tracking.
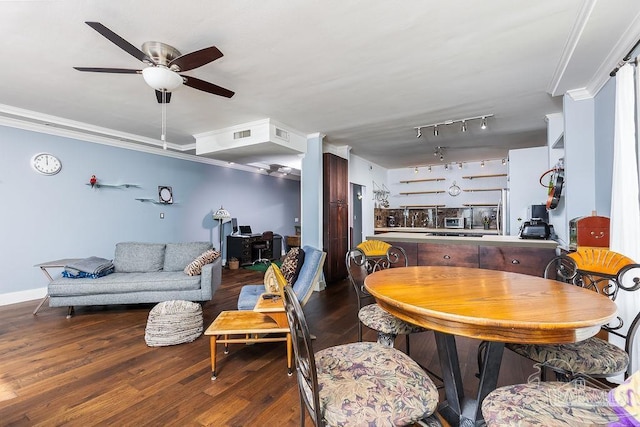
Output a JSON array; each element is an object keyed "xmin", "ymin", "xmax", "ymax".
[
  {"xmin": 280, "ymin": 247, "xmax": 305, "ymax": 286},
  {"xmin": 184, "ymin": 249, "xmax": 220, "ymax": 276},
  {"xmin": 263, "ymin": 263, "xmax": 288, "ymax": 296},
  {"xmin": 163, "ymin": 242, "xmax": 213, "ymax": 271}
]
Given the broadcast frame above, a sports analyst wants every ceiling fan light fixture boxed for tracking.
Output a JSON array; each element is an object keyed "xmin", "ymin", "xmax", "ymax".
[{"xmin": 142, "ymin": 66, "xmax": 183, "ymax": 91}]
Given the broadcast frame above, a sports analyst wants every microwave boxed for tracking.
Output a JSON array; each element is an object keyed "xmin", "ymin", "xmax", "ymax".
[{"xmin": 444, "ymin": 217, "xmax": 465, "ymax": 229}]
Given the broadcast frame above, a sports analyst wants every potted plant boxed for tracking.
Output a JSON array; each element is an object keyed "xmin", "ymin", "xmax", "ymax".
[{"xmin": 228, "ymin": 257, "xmax": 240, "ymax": 270}]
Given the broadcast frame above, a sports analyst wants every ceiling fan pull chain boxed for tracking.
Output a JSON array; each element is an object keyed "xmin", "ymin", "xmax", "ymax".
[{"xmin": 161, "ymin": 91, "xmax": 167, "ymax": 150}]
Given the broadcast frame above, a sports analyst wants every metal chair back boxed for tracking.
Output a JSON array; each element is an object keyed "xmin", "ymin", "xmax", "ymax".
[{"xmin": 283, "ymin": 285, "xmax": 322, "ymax": 426}]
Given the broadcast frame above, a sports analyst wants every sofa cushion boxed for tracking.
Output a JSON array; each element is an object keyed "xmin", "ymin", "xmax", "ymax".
[
  {"xmin": 280, "ymin": 247, "xmax": 305, "ymax": 286},
  {"xmin": 184, "ymin": 249, "xmax": 220, "ymax": 276},
  {"xmin": 49, "ymin": 271, "xmax": 202, "ymax": 296},
  {"xmin": 164, "ymin": 242, "xmax": 213, "ymax": 272},
  {"xmin": 113, "ymin": 242, "xmax": 166, "ymax": 273}
]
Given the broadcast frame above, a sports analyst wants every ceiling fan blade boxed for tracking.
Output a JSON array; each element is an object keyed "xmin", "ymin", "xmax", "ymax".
[
  {"xmin": 155, "ymin": 90, "xmax": 172, "ymax": 104},
  {"xmin": 85, "ymin": 21, "xmax": 154, "ymax": 64},
  {"xmin": 182, "ymin": 75, "xmax": 235, "ymax": 98},
  {"xmin": 74, "ymin": 67, "xmax": 141, "ymax": 74},
  {"xmin": 169, "ymin": 46, "xmax": 223, "ymax": 72}
]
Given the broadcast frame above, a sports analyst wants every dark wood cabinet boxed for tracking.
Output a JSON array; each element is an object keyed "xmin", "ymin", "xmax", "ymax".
[
  {"xmin": 418, "ymin": 243, "xmax": 479, "ymax": 268},
  {"xmin": 323, "ymin": 153, "xmax": 349, "ymax": 282},
  {"xmin": 383, "ymin": 239, "xmax": 556, "ymax": 278},
  {"xmin": 479, "ymin": 246, "xmax": 557, "ymax": 276}
]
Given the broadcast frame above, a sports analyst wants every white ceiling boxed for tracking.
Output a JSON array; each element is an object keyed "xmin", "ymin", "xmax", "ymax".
[{"xmin": 2, "ymin": 0, "xmax": 640, "ymax": 171}]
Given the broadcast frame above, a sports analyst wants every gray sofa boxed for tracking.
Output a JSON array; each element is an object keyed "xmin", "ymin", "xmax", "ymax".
[{"xmin": 48, "ymin": 241, "xmax": 222, "ymax": 316}]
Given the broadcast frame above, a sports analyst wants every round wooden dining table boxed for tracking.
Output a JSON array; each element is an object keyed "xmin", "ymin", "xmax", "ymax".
[{"xmin": 364, "ymin": 266, "xmax": 618, "ymax": 426}]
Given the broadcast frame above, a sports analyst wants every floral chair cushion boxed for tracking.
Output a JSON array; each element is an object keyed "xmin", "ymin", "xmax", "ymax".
[
  {"xmin": 507, "ymin": 337, "xmax": 629, "ymax": 376},
  {"xmin": 358, "ymin": 303, "xmax": 426, "ymax": 336},
  {"xmin": 482, "ymin": 380, "xmax": 621, "ymax": 426},
  {"xmin": 311, "ymin": 342, "xmax": 439, "ymax": 426}
]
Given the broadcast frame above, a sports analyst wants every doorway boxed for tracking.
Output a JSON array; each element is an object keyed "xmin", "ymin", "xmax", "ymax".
[{"xmin": 350, "ymin": 183, "xmax": 363, "ymax": 247}]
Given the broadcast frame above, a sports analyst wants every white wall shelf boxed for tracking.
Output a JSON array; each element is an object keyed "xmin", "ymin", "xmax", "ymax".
[
  {"xmin": 86, "ymin": 183, "xmax": 140, "ymax": 189},
  {"xmin": 461, "ymin": 174, "xmax": 507, "ymax": 180},
  {"xmin": 399, "ymin": 190, "xmax": 445, "ymax": 195},
  {"xmin": 399, "ymin": 178, "xmax": 446, "ymax": 184}
]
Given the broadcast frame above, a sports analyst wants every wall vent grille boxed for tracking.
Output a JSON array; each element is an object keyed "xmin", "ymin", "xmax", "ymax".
[
  {"xmin": 233, "ymin": 129, "xmax": 251, "ymax": 139},
  {"xmin": 275, "ymin": 128, "xmax": 289, "ymax": 141}
]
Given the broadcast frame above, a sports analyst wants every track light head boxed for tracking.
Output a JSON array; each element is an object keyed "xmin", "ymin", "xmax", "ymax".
[
  {"xmin": 440, "ymin": 154, "xmax": 444, "ymax": 161},
  {"xmin": 481, "ymin": 160, "xmax": 485, "ymax": 167},
  {"xmin": 458, "ymin": 162, "xmax": 463, "ymax": 169},
  {"xmin": 416, "ymin": 128, "xmax": 422, "ymax": 138},
  {"xmin": 414, "ymin": 167, "xmax": 419, "ymax": 174},
  {"xmin": 502, "ymin": 158, "xmax": 507, "ymax": 165},
  {"xmin": 428, "ymin": 165, "xmax": 432, "ymax": 172},
  {"xmin": 481, "ymin": 116, "xmax": 487, "ymax": 130},
  {"xmin": 461, "ymin": 121, "xmax": 467, "ymax": 132},
  {"xmin": 444, "ymin": 163, "xmax": 448, "ymax": 170},
  {"xmin": 433, "ymin": 125, "xmax": 439, "ymax": 137}
]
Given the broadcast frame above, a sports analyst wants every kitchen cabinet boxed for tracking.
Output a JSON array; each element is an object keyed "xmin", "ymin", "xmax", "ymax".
[
  {"xmin": 418, "ymin": 243, "xmax": 479, "ymax": 267},
  {"xmin": 368, "ymin": 233, "xmax": 558, "ymax": 278},
  {"xmin": 479, "ymin": 246, "xmax": 557, "ymax": 276},
  {"xmin": 323, "ymin": 153, "xmax": 349, "ymax": 282}
]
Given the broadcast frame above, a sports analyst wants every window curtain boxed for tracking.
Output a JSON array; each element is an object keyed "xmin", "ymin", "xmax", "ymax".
[{"xmin": 610, "ymin": 63, "xmax": 640, "ymax": 377}]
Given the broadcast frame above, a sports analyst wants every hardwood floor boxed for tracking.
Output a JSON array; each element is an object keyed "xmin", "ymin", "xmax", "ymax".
[{"xmin": 0, "ymin": 268, "xmax": 537, "ymax": 426}]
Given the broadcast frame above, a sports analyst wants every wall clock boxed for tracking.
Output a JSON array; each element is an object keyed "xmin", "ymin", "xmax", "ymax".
[
  {"xmin": 158, "ymin": 186, "xmax": 173, "ymax": 204},
  {"xmin": 32, "ymin": 153, "xmax": 62, "ymax": 175}
]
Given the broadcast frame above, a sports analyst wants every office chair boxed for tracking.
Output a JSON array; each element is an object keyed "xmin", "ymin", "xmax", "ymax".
[{"xmin": 252, "ymin": 231, "xmax": 274, "ymax": 265}]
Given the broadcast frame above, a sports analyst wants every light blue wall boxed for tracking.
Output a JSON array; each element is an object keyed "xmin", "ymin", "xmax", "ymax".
[
  {"xmin": 1, "ymin": 125, "xmax": 300, "ymax": 300},
  {"xmin": 593, "ymin": 77, "xmax": 616, "ymax": 216},
  {"xmin": 563, "ymin": 95, "xmax": 596, "ymax": 222}
]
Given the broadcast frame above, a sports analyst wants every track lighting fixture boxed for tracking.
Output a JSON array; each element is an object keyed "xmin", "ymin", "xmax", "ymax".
[
  {"xmin": 481, "ymin": 160, "xmax": 485, "ymax": 167},
  {"xmin": 414, "ymin": 114, "xmax": 493, "ymax": 137},
  {"xmin": 428, "ymin": 165, "xmax": 432, "ymax": 172},
  {"xmin": 444, "ymin": 163, "xmax": 449, "ymax": 170},
  {"xmin": 414, "ymin": 167, "xmax": 419, "ymax": 174},
  {"xmin": 439, "ymin": 154, "xmax": 444, "ymax": 161},
  {"xmin": 458, "ymin": 162, "xmax": 463, "ymax": 169},
  {"xmin": 502, "ymin": 158, "xmax": 507, "ymax": 165}
]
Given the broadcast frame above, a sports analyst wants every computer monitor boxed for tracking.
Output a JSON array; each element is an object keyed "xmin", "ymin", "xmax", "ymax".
[
  {"xmin": 239, "ymin": 225, "xmax": 252, "ymax": 235},
  {"xmin": 231, "ymin": 218, "xmax": 238, "ymax": 234}
]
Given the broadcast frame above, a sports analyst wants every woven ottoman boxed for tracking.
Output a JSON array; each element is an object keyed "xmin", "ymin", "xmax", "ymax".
[{"xmin": 145, "ymin": 300, "xmax": 204, "ymax": 347}]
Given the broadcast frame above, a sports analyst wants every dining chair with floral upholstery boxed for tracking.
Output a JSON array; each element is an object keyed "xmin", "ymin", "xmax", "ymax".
[
  {"xmin": 504, "ymin": 247, "xmax": 640, "ymax": 381},
  {"xmin": 346, "ymin": 241, "xmax": 426, "ymax": 353},
  {"xmin": 282, "ymin": 285, "xmax": 442, "ymax": 427}
]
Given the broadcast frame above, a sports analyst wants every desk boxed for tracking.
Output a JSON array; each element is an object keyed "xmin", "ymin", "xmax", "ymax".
[
  {"xmin": 227, "ymin": 234, "xmax": 282, "ymax": 266},
  {"xmin": 364, "ymin": 266, "xmax": 618, "ymax": 426},
  {"xmin": 33, "ymin": 258, "xmax": 81, "ymax": 315}
]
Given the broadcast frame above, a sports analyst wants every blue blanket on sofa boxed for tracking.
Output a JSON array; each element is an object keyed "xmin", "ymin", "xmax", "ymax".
[{"xmin": 62, "ymin": 256, "xmax": 114, "ymax": 279}]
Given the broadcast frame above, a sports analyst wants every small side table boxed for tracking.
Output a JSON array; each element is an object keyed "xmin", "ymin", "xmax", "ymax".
[
  {"xmin": 33, "ymin": 258, "xmax": 81, "ymax": 315},
  {"xmin": 204, "ymin": 294, "xmax": 291, "ymax": 380}
]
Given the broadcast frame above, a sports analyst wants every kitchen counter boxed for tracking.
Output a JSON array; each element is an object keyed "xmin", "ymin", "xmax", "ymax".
[
  {"xmin": 368, "ymin": 232, "xmax": 559, "ymax": 249},
  {"xmin": 375, "ymin": 227, "xmax": 498, "ymax": 235}
]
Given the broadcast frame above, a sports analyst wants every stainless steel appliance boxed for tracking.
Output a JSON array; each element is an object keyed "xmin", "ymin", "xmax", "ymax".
[
  {"xmin": 386, "ymin": 215, "xmax": 396, "ymax": 227},
  {"xmin": 519, "ymin": 219, "xmax": 550, "ymax": 239},
  {"xmin": 444, "ymin": 217, "xmax": 465, "ymax": 229}
]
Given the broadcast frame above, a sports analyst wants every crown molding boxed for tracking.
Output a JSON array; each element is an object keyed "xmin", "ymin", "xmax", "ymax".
[{"xmin": 0, "ymin": 104, "xmax": 300, "ymax": 180}]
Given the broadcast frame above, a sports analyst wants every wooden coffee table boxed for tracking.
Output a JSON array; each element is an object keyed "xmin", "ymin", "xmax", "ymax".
[{"xmin": 204, "ymin": 294, "xmax": 291, "ymax": 380}]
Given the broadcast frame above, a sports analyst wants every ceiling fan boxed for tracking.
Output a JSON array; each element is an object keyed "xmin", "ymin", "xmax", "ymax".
[{"xmin": 74, "ymin": 22, "xmax": 234, "ymax": 103}]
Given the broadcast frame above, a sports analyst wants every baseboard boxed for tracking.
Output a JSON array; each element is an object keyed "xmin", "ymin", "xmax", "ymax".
[{"xmin": 0, "ymin": 287, "xmax": 46, "ymax": 306}]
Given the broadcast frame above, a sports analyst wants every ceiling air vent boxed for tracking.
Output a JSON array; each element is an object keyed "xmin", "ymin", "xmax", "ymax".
[
  {"xmin": 275, "ymin": 128, "xmax": 289, "ymax": 141},
  {"xmin": 233, "ymin": 129, "xmax": 251, "ymax": 139}
]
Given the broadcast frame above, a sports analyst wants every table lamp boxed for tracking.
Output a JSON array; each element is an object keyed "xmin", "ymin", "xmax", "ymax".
[{"xmin": 213, "ymin": 206, "xmax": 231, "ymax": 252}]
